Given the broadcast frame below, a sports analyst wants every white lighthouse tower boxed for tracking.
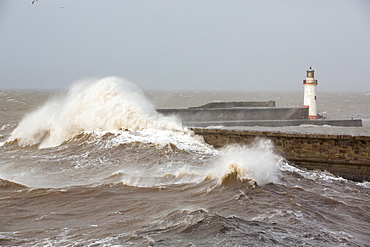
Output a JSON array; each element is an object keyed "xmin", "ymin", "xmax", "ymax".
[{"xmin": 303, "ymin": 67, "xmax": 318, "ymax": 119}]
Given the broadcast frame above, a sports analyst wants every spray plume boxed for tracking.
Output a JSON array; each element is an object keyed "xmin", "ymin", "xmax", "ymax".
[
  {"xmin": 8, "ymin": 77, "xmax": 182, "ymax": 148},
  {"xmin": 208, "ymin": 139, "xmax": 279, "ymax": 185}
]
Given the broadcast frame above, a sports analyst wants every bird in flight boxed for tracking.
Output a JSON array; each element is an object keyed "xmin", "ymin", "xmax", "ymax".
[{"xmin": 32, "ymin": 0, "xmax": 38, "ymax": 4}]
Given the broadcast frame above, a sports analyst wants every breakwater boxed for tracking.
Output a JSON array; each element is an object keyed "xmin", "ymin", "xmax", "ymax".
[
  {"xmin": 183, "ymin": 119, "xmax": 362, "ymax": 128},
  {"xmin": 192, "ymin": 128, "xmax": 370, "ymax": 182},
  {"xmin": 158, "ymin": 107, "xmax": 308, "ymax": 122},
  {"xmin": 157, "ymin": 102, "xmax": 362, "ymax": 127}
]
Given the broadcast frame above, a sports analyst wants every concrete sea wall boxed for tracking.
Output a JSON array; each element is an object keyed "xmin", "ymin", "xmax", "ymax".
[
  {"xmin": 192, "ymin": 128, "xmax": 370, "ymax": 182},
  {"xmin": 190, "ymin": 100, "xmax": 276, "ymax": 108},
  {"xmin": 158, "ymin": 107, "xmax": 308, "ymax": 122},
  {"xmin": 157, "ymin": 106, "xmax": 362, "ymax": 127},
  {"xmin": 183, "ymin": 119, "xmax": 362, "ymax": 128}
]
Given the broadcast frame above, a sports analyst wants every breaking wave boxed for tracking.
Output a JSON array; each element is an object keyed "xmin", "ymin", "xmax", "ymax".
[
  {"xmin": 207, "ymin": 139, "xmax": 280, "ymax": 185},
  {"xmin": 99, "ymin": 138, "xmax": 280, "ymax": 188},
  {"xmin": 7, "ymin": 77, "xmax": 182, "ymax": 148},
  {"xmin": 0, "ymin": 178, "xmax": 28, "ymax": 190},
  {"xmin": 3, "ymin": 76, "xmax": 281, "ymax": 189}
]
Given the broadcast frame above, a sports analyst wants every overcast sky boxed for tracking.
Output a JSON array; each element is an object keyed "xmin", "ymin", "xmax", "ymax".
[{"xmin": 0, "ymin": 0, "xmax": 369, "ymax": 92}]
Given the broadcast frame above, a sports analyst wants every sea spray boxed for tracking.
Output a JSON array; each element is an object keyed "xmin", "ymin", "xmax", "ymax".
[
  {"xmin": 5, "ymin": 77, "xmax": 280, "ymax": 188},
  {"xmin": 8, "ymin": 77, "xmax": 183, "ymax": 148},
  {"xmin": 2, "ymin": 90, "xmax": 370, "ymax": 246},
  {"xmin": 207, "ymin": 139, "xmax": 280, "ymax": 185},
  {"xmin": 107, "ymin": 137, "xmax": 283, "ymax": 188}
]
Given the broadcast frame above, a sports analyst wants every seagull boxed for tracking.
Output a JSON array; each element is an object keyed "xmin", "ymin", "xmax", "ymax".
[{"xmin": 32, "ymin": 0, "xmax": 38, "ymax": 4}]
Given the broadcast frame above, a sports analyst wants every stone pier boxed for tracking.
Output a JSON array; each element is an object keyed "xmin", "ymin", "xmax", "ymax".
[{"xmin": 192, "ymin": 128, "xmax": 370, "ymax": 182}]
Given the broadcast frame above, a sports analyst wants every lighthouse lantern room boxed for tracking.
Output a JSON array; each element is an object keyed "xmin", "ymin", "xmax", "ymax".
[{"xmin": 303, "ymin": 67, "xmax": 318, "ymax": 119}]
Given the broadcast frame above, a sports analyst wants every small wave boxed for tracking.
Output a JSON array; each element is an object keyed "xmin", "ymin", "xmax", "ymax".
[
  {"xmin": 356, "ymin": 181, "xmax": 370, "ymax": 188},
  {"xmin": 251, "ymin": 209, "xmax": 304, "ymax": 223},
  {"xmin": 101, "ymin": 168, "xmax": 205, "ymax": 188},
  {"xmin": 0, "ymin": 179, "xmax": 28, "ymax": 190},
  {"xmin": 278, "ymin": 161, "xmax": 347, "ymax": 183},
  {"xmin": 217, "ymin": 164, "xmax": 256, "ymax": 186},
  {"xmin": 298, "ymin": 124, "xmax": 334, "ymax": 128},
  {"xmin": 5, "ymin": 98, "xmax": 19, "ymax": 103},
  {"xmin": 1, "ymin": 123, "xmax": 12, "ymax": 131},
  {"xmin": 2, "ymin": 138, "xmax": 39, "ymax": 149},
  {"xmin": 137, "ymin": 209, "xmax": 226, "ymax": 236}
]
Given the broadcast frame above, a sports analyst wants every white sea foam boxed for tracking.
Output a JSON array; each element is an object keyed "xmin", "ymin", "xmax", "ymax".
[
  {"xmin": 106, "ymin": 138, "xmax": 281, "ymax": 188},
  {"xmin": 1, "ymin": 124, "xmax": 12, "ymax": 130},
  {"xmin": 278, "ymin": 161, "xmax": 347, "ymax": 182},
  {"xmin": 357, "ymin": 181, "xmax": 370, "ymax": 188},
  {"xmin": 3, "ymin": 77, "xmax": 282, "ymax": 188},
  {"xmin": 207, "ymin": 139, "xmax": 280, "ymax": 185},
  {"xmin": 106, "ymin": 129, "xmax": 218, "ymax": 155},
  {"xmin": 8, "ymin": 77, "xmax": 183, "ymax": 148}
]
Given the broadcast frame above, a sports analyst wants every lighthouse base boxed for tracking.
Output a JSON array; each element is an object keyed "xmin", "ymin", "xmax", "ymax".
[{"xmin": 308, "ymin": 115, "xmax": 318, "ymax": 119}]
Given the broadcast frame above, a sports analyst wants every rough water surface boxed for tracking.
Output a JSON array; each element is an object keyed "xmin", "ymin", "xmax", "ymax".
[{"xmin": 1, "ymin": 77, "xmax": 369, "ymax": 246}]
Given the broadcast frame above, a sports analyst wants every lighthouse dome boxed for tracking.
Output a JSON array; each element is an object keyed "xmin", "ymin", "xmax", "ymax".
[{"xmin": 307, "ymin": 66, "xmax": 314, "ymax": 78}]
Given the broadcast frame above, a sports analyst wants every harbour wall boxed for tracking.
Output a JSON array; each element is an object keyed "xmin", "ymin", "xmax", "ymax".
[
  {"xmin": 192, "ymin": 128, "xmax": 370, "ymax": 182},
  {"xmin": 158, "ymin": 107, "xmax": 308, "ymax": 122},
  {"xmin": 183, "ymin": 119, "xmax": 362, "ymax": 128}
]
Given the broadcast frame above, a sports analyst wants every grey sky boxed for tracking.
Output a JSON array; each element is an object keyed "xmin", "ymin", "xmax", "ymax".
[{"xmin": 0, "ymin": 0, "xmax": 369, "ymax": 91}]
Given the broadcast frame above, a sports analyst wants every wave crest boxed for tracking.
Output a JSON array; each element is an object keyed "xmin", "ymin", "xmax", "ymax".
[
  {"xmin": 0, "ymin": 179, "xmax": 28, "ymax": 190},
  {"xmin": 208, "ymin": 139, "xmax": 280, "ymax": 185},
  {"xmin": 7, "ymin": 77, "xmax": 183, "ymax": 148}
]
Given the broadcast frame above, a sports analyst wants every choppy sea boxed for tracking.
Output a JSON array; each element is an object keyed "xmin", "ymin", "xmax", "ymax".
[{"xmin": 1, "ymin": 77, "xmax": 369, "ymax": 246}]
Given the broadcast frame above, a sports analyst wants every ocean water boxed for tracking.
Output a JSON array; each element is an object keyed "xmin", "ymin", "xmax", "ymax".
[{"xmin": 0, "ymin": 77, "xmax": 369, "ymax": 246}]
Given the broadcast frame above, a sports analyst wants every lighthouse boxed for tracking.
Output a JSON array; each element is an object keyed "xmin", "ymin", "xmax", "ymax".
[{"xmin": 303, "ymin": 67, "xmax": 318, "ymax": 119}]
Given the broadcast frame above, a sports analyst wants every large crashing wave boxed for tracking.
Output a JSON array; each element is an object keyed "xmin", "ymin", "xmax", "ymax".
[
  {"xmin": 5, "ymin": 76, "xmax": 281, "ymax": 187},
  {"xmin": 8, "ymin": 77, "xmax": 182, "ymax": 148}
]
